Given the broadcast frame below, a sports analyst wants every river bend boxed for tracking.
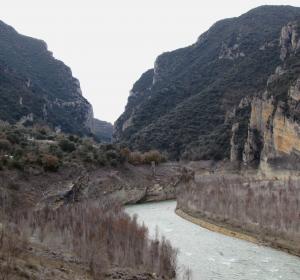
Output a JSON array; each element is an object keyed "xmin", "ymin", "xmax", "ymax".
[{"xmin": 126, "ymin": 201, "xmax": 300, "ymax": 280}]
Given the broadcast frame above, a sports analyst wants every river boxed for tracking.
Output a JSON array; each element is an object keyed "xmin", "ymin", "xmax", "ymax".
[{"xmin": 125, "ymin": 200, "xmax": 300, "ymax": 280}]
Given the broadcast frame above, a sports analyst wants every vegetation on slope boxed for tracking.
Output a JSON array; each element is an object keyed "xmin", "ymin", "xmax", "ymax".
[
  {"xmin": 0, "ymin": 122, "xmax": 174, "ymax": 279},
  {"xmin": 0, "ymin": 122, "xmax": 167, "ymax": 174},
  {"xmin": 0, "ymin": 122, "xmax": 124, "ymax": 172}
]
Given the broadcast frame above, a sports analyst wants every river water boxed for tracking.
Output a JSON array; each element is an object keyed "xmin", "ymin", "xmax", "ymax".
[{"xmin": 125, "ymin": 200, "xmax": 300, "ymax": 280}]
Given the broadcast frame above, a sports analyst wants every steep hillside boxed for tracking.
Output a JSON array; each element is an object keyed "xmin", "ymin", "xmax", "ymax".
[
  {"xmin": 115, "ymin": 5, "xmax": 300, "ymax": 160},
  {"xmin": 0, "ymin": 20, "xmax": 112, "ymax": 139}
]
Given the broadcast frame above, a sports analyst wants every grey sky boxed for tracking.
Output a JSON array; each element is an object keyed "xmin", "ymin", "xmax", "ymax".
[{"xmin": 1, "ymin": 0, "xmax": 299, "ymax": 123}]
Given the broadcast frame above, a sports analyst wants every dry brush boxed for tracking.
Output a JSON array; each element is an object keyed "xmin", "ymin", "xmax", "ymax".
[
  {"xmin": 177, "ymin": 175, "xmax": 300, "ymax": 253},
  {"xmin": 0, "ymin": 200, "xmax": 178, "ymax": 279}
]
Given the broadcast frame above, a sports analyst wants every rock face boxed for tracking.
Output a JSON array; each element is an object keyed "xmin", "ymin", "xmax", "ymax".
[
  {"xmin": 280, "ymin": 21, "xmax": 300, "ymax": 60},
  {"xmin": 230, "ymin": 20, "xmax": 300, "ymax": 175},
  {"xmin": 115, "ymin": 5, "xmax": 300, "ymax": 160},
  {"xmin": 0, "ymin": 20, "xmax": 111, "ymax": 137}
]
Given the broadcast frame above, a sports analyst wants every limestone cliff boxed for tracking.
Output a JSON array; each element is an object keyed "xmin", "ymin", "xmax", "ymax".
[{"xmin": 231, "ymin": 20, "xmax": 300, "ymax": 176}]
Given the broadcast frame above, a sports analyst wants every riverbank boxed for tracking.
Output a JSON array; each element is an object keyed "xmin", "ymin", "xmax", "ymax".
[
  {"xmin": 175, "ymin": 208, "xmax": 300, "ymax": 258},
  {"xmin": 175, "ymin": 209, "xmax": 259, "ymax": 244},
  {"xmin": 126, "ymin": 200, "xmax": 300, "ymax": 280}
]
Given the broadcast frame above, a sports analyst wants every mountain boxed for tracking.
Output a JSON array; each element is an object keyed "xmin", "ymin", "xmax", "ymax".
[
  {"xmin": 0, "ymin": 20, "xmax": 112, "ymax": 140},
  {"xmin": 114, "ymin": 5, "xmax": 300, "ymax": 160}
]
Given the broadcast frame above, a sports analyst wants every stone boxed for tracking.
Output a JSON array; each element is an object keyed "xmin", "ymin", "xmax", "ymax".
[
  {"xmin": 289, "ymin": 78, "xmax": 300, "ymax": 101},
  {"xmin": 280, "ymin": 22, "xmax": 300, "ymax": 60}
]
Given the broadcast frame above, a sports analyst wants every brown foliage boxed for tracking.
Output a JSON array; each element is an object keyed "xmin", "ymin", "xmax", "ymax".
[
  {"xmin": 41, "ymin": 154, "xmax": 59, "ymax": 171},
  {"xmin": 143, "ymin": 150, "xmax": 166, "ymax": 164},
  {"xmin": 128, "ymin": 150, "xmax": 166, "ymax": 165},
  {"xmin": 128, "ymin": 151, "xmax": 144, "ymax": 165},
  {"xmin": 120, "ymin": 147, "xmax": 130, "ymax": 158}
]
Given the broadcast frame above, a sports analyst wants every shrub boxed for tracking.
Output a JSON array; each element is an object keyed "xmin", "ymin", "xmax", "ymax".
[
  {"xmin": 6, "ymin": 131, "xmax": 22, "ymax": 145},
  {"xmin": 82, "ymin": 152, "xmax": 95, "ymax": 163},
  {"xmin": 68, "ymin": 135, "xmax": 79, "ymax": 143},
  {"xmin": 120, "ymin": 147, "xmax": 130, "ymax": 159},
  {"xmin": 96, "ymin": 153, "xmax": 107, "ymax": 166},
  {"xmin": 105, "ymin": 149, "xmax": 118, "ymax": 159},
  {"xmin": 0, "ymin": 156, "xmax": 8, "ymax": 166},
  {"xmin": 14, "ymin": 148, "xmax": 24, "ymax": 158},
  {"xmin": 7, "ymin": 158, "xmax": 24, "ymax": 170},
  {"xmin": 24, "ymin": 152, "xmax": 38, "ymax": 164},
  {"xmin": 128, "ymin": 151, "xmax": 144, "ymax": 165},
  {"xmin": 8, "ymin": 182, "xmax": 20, "ymax": 191},
  {"xmin": 143, "ymin": 150, "xmax": 166, "ymax": 164},
  {"xmin": 0, "ymin": 139, "xmax": 11, "ymax": 152},
  {"xmin": 128, "ymin": 150, "xmax": 166, "ymax": 165},
  {"xmin": 110, "ymin": 159, "xmax": 118, "ymax": 167},
  {"xmin": 42, "ymin": 154, "xmax": 59, "ymax": 172},
  {"xmin": 59, "ymin": 139, "xmax": 76, "ymax": 153},
  {"xmin": 49, "ymin": 144, "xmax": 62, "ymax": 158}
]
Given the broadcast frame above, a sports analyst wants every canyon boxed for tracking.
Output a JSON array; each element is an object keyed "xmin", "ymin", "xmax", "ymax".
[{"xmin": 1, "ymin": 4, "xmax": 300, "ymax": 280}]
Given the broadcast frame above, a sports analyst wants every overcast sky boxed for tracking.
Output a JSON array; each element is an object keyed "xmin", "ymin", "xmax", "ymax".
[{"xmin": 1, "ymin": 0, "xmax": 300, "ymax": 123}]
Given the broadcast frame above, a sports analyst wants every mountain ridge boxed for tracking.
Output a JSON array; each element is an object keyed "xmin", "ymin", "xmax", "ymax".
[
  {"xmin": 0, "ymin": 20, "xmax": 113, "ymax": 140},
  {"xmin": 114, "ymin": 5, "xmax": 300, "ymax": 159}
]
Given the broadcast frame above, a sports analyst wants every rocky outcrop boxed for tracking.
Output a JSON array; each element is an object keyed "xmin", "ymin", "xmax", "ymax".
[
  {"xmin": 230, "ymin": 20, "xmax": 300, "ymax": 176},
  {"xmin": 289, "ymin": 77, "xmax": 300, "ymax": 100},
  {"xmin": 115, "ymin": 6, "xmax": 300, "ymax": 160},
  {"xmin": 229, "ymin": 97, "xmax": 252, "ymax": 163},
  {"xmin": 242, "ymin": 96, "xmax": 274, "ymax": 166},
  {"xmin": 219, "ymin": 43, "xmax": 245, "ymax": 60},
  {"xmin": 280, "ymin": 21, "xmax": 300, "ymax": 60}
]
